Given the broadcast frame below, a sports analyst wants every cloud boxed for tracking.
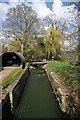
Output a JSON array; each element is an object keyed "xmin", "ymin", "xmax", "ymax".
[
  {"xmin": 0, "ymin": 3, "xmax": 9, "ymax": 20},
  {"xmin": 52, "ymin": 0, "xmax": 78, "ymax": 32},
  {"xmin": 0, "ymin": 0, "xmax": 28, "ymax": 31},
  {"xmin": 53, "ymin": 0, "xmax": 65, "ymax": 18},
  {"xmin": 0, "ymin": 0, "xmax": 20, "ymax": 22},
  {"xmin": 9, "ymin": 0, "xmax": 27, "ymax": 7},
  {"xmin": 30, "ymin": 0, "xmax": 52, "ymax": 18},
  {"xmin": 52, "ymin": 0, "xmax": 77, "ymax": 23},
  {"xmin": 62, "ymin": 0, "xmax": 79, "ymax": 2}
]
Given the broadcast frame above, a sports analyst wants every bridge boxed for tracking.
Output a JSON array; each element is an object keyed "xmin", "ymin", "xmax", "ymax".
[{"xmin": 29, "ymin": 61, "xmax": 47, "ymax": 67}]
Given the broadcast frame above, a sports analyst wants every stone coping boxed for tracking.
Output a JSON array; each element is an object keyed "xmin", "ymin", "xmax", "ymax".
[{"xmin": 0, "ymin": 67, "xmax": 28, "ymax": 100}]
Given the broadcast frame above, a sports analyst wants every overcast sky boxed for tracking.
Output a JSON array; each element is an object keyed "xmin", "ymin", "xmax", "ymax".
[{"xmin": 0, "ymin": 0, "xmax": 78, "ymax": 32}]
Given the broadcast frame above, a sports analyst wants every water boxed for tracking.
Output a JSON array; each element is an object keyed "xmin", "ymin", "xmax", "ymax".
[{"xmin": 14, "ymin": 68, "xmax": 69, "ymax": 119}]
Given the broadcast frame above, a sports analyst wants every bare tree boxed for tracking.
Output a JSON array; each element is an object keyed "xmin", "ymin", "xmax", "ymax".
[{"xmin": 4, "ymin": 4, "xmax": 40, "ymax": 55}]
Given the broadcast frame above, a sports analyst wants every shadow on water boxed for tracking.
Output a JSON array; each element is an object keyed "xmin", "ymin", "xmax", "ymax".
[{"xmin": 13, "ymin": 67, "xmax": 71, "ymax": 119}]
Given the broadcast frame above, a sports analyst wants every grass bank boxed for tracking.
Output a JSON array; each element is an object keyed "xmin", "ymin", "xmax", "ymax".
[
  {"xmin": 47, "ymin": 61, "xmax": 80, "ymax": 84},
  {"xmin": 2, "ymin": 67, "xmax": 23, "ymax": 88},
  {"xmin": 1, "ymin": 63, "xmax": 28, "ymax": 88}
]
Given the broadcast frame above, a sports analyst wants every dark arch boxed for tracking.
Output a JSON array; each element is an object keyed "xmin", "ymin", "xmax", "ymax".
[{"xmin": 2, "ymin": 52, "xmax": 26, "ymax": 69}]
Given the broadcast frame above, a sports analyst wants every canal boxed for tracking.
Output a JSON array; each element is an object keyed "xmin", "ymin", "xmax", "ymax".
[{"xmin": 14, "ymin": 68, "xmax": 69, "ymax": 119}]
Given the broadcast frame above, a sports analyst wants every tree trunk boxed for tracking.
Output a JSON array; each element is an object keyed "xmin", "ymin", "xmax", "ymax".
[{"xmin": 21, "ymin": 44, "xmax": 23, "ymax": 55}]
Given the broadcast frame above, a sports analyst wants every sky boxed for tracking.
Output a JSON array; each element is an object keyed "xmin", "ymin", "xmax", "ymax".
[{"xmin": 0, "ymin": 0, "xmax": 79, "ymax": 32}]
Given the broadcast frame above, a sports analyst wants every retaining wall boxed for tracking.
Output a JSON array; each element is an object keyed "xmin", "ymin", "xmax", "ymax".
[
  {"xmin": 2, "ymin": 67, "xmax": 30, "ymax": 119},
  {"xmin": 9, "ymin": 68, "xmax": 30, "ymax": 110},
  {"xmin": 0, "ymin": 101, "xmax": 2, "ymax": 120},
  {"xmin": 2, "ymin": 93, "xmax": 13, "ymax": 120}
]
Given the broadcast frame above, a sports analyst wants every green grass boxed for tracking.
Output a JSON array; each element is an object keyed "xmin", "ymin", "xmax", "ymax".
[
  {"xmin": 48, "ymin": 61, "xmax": 80, "ymax": 84},
  {"xmin": 1, "ymin": 63, "xmax": 28, "ymax": 88},
  {"xmin": 2, "ymin": 68, "xmax": 23, "ymax": 88}
]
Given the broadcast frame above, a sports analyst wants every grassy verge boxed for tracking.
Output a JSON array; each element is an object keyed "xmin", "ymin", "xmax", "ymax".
[
  {"xmin": 48, "ymin": 61, "xmax": 80, "ymax": 84},
  {"xmin": 2, "ymin": 68, "xmax": 23, "ymax": 88}
]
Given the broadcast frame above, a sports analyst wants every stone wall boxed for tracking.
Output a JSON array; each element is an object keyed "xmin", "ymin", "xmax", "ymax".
[
  {"xmin": 2, "ymin": 93, "xmax": 13, "ymax": 120},
  {"xmin": 1, "ymin": 67, "xmax": 30, "ymax": 119},
  {"xmin": 0, "ymin": 101, "xmax": 2, "ymax": 120},
  {"xmin": 9, "ymin": 68, "xmax": 30, "ymax": 110}
]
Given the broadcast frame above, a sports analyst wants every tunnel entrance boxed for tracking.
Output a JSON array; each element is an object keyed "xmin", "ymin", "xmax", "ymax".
[{"xmin": 1, "ymin": 52, "xmax": 25, "ymax": 69}]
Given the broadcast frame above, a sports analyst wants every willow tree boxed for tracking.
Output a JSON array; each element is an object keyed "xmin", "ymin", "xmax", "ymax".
[
  {"xmin": 44, "ymin": 24, "xmax": 63, "ymax": 60},
  {"xmin": 5, "ymin": 4, "xmax": 40, "ymax": 55},
  {"xmin": 8, "ymin": 38, "xmax": 21, "ymax": 52}
]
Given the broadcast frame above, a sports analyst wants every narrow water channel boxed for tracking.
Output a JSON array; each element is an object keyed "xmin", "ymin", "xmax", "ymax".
[{"xmin": 14, "ymin": 68, "xmax": 69, "ymax": 119}]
